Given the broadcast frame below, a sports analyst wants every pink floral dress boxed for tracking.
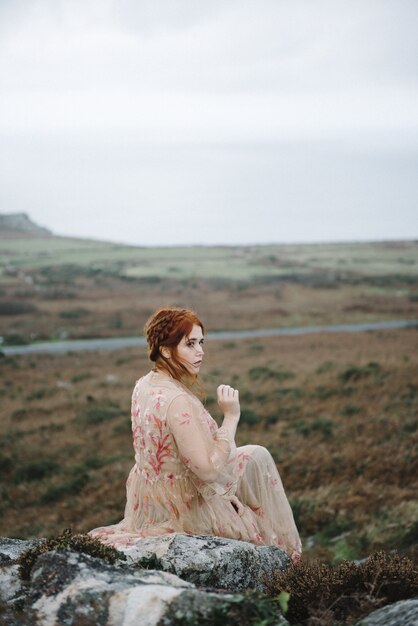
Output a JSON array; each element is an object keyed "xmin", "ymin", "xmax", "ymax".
[{"xmin": 89, "ymin": 371, "xmax": 302, "ymax": 561}]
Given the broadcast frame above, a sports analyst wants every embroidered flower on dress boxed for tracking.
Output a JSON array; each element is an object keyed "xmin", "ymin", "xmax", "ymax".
[
  {"xmin": 237, "ymin": 452, "xmax": 252, "ymax": 472},
  {"xmin": 148, "ymin": 415, "xmax": 174, "ymax": 475},
  {"xmin": 179, "ymin": 412, "xmax": 192, "ymax": 426},
  {"xmin": 153, "ymin": 390, "xmax": 167, "ymax": 411}
]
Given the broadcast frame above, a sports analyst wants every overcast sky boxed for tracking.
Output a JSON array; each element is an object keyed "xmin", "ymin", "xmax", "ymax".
[{"xmin": 0, "ymin": 0, "xmax": 417, "ymax": 245}]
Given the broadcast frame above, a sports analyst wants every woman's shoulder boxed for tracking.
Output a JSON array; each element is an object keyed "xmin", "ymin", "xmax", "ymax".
[{"xmin": 133, "ymin": 371, "xmax": 194, "ymax": 400}]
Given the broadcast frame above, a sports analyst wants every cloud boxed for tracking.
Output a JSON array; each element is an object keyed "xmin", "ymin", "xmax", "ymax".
[
  {"xmin": 0, "ymin": 0, "xmax": 417, "ymax": 245},
  {"xmin": 1, "ymin": 0, "xmax": 418, "ymax": 141},
  {"xmin": 1, "ymin": 0, "xmax": 417, "ymax": 93}
]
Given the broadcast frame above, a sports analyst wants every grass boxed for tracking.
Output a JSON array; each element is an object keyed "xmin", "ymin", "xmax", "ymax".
[
  {"xmin": 1, "ymin": 238, "xmax": 417, "ymax": 345},
  {"xmin": 1, "ymin": 327, "xmax": 416, "ymax": 560},
  {"xmin": 2, "ymin": 237, "xmax": 417, "ymax": 278},
  {"xmin": 0, "ymin": 236, "xmax": 417, "ymax": 566}
]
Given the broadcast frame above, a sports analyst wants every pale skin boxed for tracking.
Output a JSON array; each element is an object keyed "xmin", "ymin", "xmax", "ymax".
[{"xmin": 162, "ymin": 324, "xmax": 243, "ymax": 515}]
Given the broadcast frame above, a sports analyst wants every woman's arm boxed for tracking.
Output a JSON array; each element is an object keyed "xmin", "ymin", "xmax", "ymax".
[{"xmin": 167, "ymin": 393, "xmax": 233, "ymax": 484}]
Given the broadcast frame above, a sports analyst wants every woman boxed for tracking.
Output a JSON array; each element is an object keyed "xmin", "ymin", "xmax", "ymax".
[{"xmin": 89, "ymin": 307, "xmax": 302, "ymax": 563}]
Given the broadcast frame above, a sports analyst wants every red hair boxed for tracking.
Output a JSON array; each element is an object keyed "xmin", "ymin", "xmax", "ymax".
[{"xmin": 144, "ymin": 307, "xmax": 204, "ymax": 389}]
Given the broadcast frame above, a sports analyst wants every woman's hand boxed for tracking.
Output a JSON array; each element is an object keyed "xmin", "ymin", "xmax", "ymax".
[{"xmin": 217, "ymin": 384, "xmax": 240, "ymax": 422}]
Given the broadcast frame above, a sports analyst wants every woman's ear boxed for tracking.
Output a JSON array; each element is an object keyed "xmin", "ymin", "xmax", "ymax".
[{"xmin": 160, "ymin": 346, "xmax": 171, "ymax": 359}]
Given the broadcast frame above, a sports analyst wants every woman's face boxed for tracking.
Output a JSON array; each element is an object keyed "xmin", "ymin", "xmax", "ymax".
[{"xmin": 176, "ymin": 324, "xmax": 205, "ymax": 375}]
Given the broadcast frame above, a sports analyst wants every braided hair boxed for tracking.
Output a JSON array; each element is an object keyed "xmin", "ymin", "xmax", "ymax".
[{"xmin": 144, "ymin": 308, "xmax": 204, "ymax": 387}]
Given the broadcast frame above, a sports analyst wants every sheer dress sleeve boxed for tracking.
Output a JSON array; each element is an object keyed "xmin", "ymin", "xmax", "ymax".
[{"xmin": 167, "ymin": 393, "xmax": 237, "ymax": 497}]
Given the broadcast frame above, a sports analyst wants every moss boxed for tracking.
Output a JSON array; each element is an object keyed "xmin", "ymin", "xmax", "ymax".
[
  {"xmin": 132, "ymin": 553, "xmax": 165, "ymax": 571},
  {"xmin": 17, "ymin": 528, "xmax": 125, "ymax": 581}
]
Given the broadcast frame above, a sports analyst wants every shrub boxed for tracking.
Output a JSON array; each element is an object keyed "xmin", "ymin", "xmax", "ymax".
[
  {"xmin": 288, "ymin": 498, "xmax": 315, "ymax": 532},
  {"xmin": 397, "ymin": 520, "xmax": 418, "ymax": 551},
  {"xmin": 17, "ymin": 528, "xmax": 125, "ymax": 580},
  {"xmin": 311, "ymin": 418, "xmax": 334, "ymax": 438},
  {"xmin": 401, "ymin": 384, "xmax": 418, "ymax": 403},
  {"xmin": 265, "ymin": 551, "xmax": 418, "ymax": 625},
  {"xmin": 26, "ymin": 387, "xmax": 57, "ymax": 401},
  {"xmin": 68, "ymin": 455, "xmax": 122, "ymax": 473},
  {"xmin": 14, "ymin": 459, "xmax": 60, "ymax": 483},
  {"xmin": 0, "ymin": 454, "xmax": 13, "ymax": 474},
  {"xmin": 2, "ymin": 333, "xmax": 29, "ymax": 346},
  {"xmin": 270, "ymin": 387, "xmax": 304, "ymax": 400},
  {"xmin": 339, "ymin": 362, "xmax": 383, "ymax": 383},
  {"xmin": 0, "ymin": 301, "xmax": 37, "ymax": 315},
  {"xmin": 316, "ymin": 361, "xmax": 335, "ymax": 374},
  {"xmin": 59, "ymin": 307, "xmax": 90, "ymax": 319},
  {"xmin": 11, "ymin": 408, "xmax": 30, "ymax": 421},
  {"xmin": 248, "ymin": 366, "xmax": 294, "ymax": 382},
  {"xmin": 292, "ymin": 418, "xmax": 334, "ymax": 439},
  {"xmin": 75, "ymin": 403, "xmax": 123, "ymax": 425},
  {"xmin": 39, "ymin": 473, "xmax": 90, "ymax": 504},
  {"xmin": 113, "ymin": 420, "xmax": 132, "ymax": 434},
  {"xmin": 265, "ymin": 414, "xmax": 279, "ymax": 426},
  {"xmin": 341, "ymin": 404, "xmax": 362, "ymax": 417},
  {"xmin": 312, "ymin": 386, "xmax": 337, "ymax": 400},
  {"xmin": 247, "ymin": 343, "xmax": 264, "ymax": 354},
  {"xmin": 239, "ymin": 408, "xmax": 260, "ymax": 426},
  {"xmin": 71, "ymin": 372, "xmax": 93, "ymax": 383}
]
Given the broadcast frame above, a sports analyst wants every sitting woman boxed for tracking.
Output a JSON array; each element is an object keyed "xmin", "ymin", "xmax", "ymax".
[{"xmin": 89, "ymin": 307, "xmax": 302, "ymax": 563}]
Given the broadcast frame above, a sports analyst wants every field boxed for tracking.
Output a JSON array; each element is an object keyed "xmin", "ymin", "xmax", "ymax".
[
  {"xmin": 1, "ymin": 237, "xmax": 418, "ymax": 345},
  {"xmin": 0, "ymin": 234, "xmax": 417, "ymax": 563}
]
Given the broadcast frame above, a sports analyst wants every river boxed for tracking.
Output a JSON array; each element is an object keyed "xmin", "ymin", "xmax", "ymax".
[{"xmin": 2, "ymin": 319, "xmax": 417, "ymax": 356}]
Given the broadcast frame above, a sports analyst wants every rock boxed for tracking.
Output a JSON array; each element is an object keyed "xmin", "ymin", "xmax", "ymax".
[
  {"xmin": 0, "ymin": 537, "xmax": 289, "ymax": 626},
  {"xmin": 2, "ymin": 535, "xmax": 417, "ymax": 626},
  {"xmin": 0, "ymin": 212, "xmax": 51, "ymax": 236},
  {"xmin": 355, "ymin": 597, "xmax": 418, "ymax": 626},
  {"xmin": 119, "ymin": 532, "xmax": 290, "ymax": 592},
  {"xmin": 0, "ymin": 537, "xmax": 36, "ymax": 564},
  {"xmin": 0, "ymin": 537, "xmax": 38, "ymax": 605}
]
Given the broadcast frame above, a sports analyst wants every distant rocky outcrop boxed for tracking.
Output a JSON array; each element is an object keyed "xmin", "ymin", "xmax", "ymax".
[
  {"xmin": 0, "ymin": 213, "xmax": 51, "ymax": 236},
  {"xmin": 1, "ymin": 535, "xmax": 417, "ymax": 626}
]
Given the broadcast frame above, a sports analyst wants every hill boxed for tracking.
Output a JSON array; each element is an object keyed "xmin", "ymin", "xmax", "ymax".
[{"xmin": 0, "ymin": 212, "xmax": 52, "ymax": 237}]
